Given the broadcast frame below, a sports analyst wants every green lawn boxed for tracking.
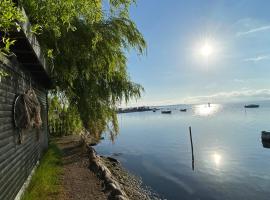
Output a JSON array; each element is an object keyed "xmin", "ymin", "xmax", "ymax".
[{"xmin": 22, "ymin": 143, "xmax": 63, "ymax": 200}]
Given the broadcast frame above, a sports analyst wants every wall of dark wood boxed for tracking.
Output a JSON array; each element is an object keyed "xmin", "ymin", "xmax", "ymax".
[{"xmin": 0, "ymin": 56, "xmax": 48, "ymax": 200}]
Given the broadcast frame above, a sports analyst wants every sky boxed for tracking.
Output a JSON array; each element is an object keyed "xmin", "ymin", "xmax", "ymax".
[{"xmin": 124, "ymin": 0, "xmax": 270, "ymax": 106}]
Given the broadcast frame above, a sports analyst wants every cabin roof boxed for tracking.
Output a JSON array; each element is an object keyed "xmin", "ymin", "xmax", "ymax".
[{"xmin": 9, "ymin": 6, "xmax": 52, "ymax": 89}]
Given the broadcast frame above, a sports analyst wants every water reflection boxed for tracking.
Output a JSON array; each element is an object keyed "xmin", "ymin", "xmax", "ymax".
[
  {"xmin": 97, "ymin": 101, "xmax": 270, "ymax": 200},
  {"xmin": 194, "ymin": 104, "xmax": 221, "ymax": 116}
]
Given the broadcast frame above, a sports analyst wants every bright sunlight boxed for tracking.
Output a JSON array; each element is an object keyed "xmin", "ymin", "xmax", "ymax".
[
  {"xmin": 193, "ymin": 37, "xmax": 220, "ymax": 66},
  {"xmin": 200, "ymin": 42, "xmax": 213, "ymax": 57},
  {"xmin": 212, "ymin": 153, "xmax": 222, "ymax": 167}
]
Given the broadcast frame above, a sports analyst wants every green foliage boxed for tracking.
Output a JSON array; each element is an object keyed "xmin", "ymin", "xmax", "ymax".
[
  {"xmin": 1, "ymin": 37, "xmax": 16, "ymax": 55},
  {"xmin": 0, "ymin": 69, "xmax": 8, "ymax": 77},
  {"xmin": 50, "ymin": 15, "xmax": 145, "ymax": 137},
  {"xmin": 30, "ymin": 24, "xmax": 42, "ymax": 35},
  {"xmin": 0, "ymin": 68, "xmax": 9, "ymax": 82},
  {"xmin": 20, "ymin": 0, "xmax": 102, "ymax": 39},
  {"xmin": 48, "ymin": 93, "xmax": 83, "ymax": 136},
  {"xmin": 47, "ymin": 49, "xmax": 54, "ymax": 59},
  {"xmin": 0, "ymin": 0, "xmax": 25, "ymax": 55},
  {"xmin": 21, "ymin": 143, "xmax": 62, "ymax": 200},
  {"xmin": 0, "ymin": 0, "xmax": 24, "ymax": 32},
  {"xmin": 2, "ymin": 0, "xmax": 146, "ymax": 138}
]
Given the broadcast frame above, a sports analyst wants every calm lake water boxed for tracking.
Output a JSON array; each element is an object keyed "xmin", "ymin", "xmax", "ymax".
[{"xmin": 95, "ymin": 101, "xmax": 270, "ymax": 200}]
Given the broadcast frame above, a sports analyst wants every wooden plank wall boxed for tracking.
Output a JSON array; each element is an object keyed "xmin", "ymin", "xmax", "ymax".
[{"xmin": 0, "ymin": 56, "xmax": 48, "ymax": 200}]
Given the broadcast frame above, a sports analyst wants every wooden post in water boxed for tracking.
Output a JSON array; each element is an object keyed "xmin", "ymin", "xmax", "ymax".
[{"xmin": 189, "ymin": 126, "xmax": 195, "ymax": 171}]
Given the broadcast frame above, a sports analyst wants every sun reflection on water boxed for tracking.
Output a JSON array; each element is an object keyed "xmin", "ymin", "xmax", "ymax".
[
  {"xmin": 212, "ymin": 152, "xmax": 222, "ymax": 167},
  {"xmin": 194, "ymin": 104, "xmax": 221, "ymax": 116}
]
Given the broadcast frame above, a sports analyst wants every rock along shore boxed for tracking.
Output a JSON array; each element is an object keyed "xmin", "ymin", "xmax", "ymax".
[{"xmin": 87, "ymin": 146, "xmax": 160, "ymax": 200}]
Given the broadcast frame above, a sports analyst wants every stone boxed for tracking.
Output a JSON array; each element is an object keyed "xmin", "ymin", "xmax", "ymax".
[
  {"xmin": 102, "ymin": 166, "xmax": 112, "ymax": 177},
  {"xmin": 115, "ymin": 195, "xmax": 128, "ymax": 200},
  {"xmin": 98, "ymin": 164, "xmax": 105, "ymax": 172},
  {"xmin": 111, "ymin": 188, "xmax": 123, "ymax": 196},
  {"xmin": 88, "ymin": 147, "xmax": 97, "ymax": 159},
  {"xmin": 89, "ymin": 142, "xmax": 97, "ymax": 146},
  {"xmin": 87, "ymin": 142, "xmax": 129, "ymax": 200},
  {"xmin": 113, "ymin": 181, "xmax": 121, "ymax": 190},
  {"xmin": 89, "ymin": 158, "xmax": 99, "ymax": 172},
  {"xmin": 107, "ymin": 156, "xmax": 120, "ymax": 163},
  {"xmin": 107, "ymin": 182, "xmax": 117, "ymax": 191},
  {"xmin": 104, "ymin": 174, "xmax": 113, "ymax": 184}
]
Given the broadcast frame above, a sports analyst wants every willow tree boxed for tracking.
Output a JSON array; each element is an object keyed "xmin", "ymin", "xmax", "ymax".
[
  {"xmin": 19, "ymin": 0, "xmax": 146, "ymax": 138},
  {"xmin": 0, "ymin": 0, "xmax": 24, "ymax": 56}
]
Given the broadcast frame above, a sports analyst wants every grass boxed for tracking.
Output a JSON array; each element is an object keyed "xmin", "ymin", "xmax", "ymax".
[{"xmin": 22, "ymin": 143, "xmax": 63, "ymax": 200}]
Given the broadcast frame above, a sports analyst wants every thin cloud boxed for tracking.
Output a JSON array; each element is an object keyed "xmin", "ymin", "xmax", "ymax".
[
  {"xmin": 124, "ymin": 89, "xmax": 270, "ymax": 107},
  {"xmin": 184, "ymin": 89, "xmax": 270, "ymax": 103},
  {"xmin": 233, "ymin": 79, "xmax": 246, "ymax": 83},
  {"xmin": 236, "ymin": 25, "xmax": 270, "ymax": 37},
  {"xmin": 244, "ymin": 55, "xmax": 270, "ymax": 62},
  {"xmin": 122, "ymin": 99, "xmax": 177, "ymax": 107}
]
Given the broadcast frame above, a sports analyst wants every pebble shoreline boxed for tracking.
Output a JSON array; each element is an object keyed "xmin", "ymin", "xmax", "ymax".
[
  {"xmin": 88, "ymin": 146, "xmax": 159, "ymax": 200},
  {"xmin": 88, "ymin": 146, "xmax": 128, "ymax": 200}
]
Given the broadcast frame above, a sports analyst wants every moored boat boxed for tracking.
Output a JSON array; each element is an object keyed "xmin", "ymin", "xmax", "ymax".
[
  {"xmin": 180, "ymin": 109, "xmax": 187, "ymax": 112},
  {"xmin": 161, "ymin": 110, "xmax": 172, "ymax": 114},
  {"xmin": 262, "ymin": 131, "xmax": 270, "ymax": 141},
  {"xmin": 152, "ymin": 108, "xmax": 159, "ymax": 112},
  {"xmin": 262, "ymin": 140, "xmax": 270, "ymax": 148},
  {"xmin": 244, "ymin": 104, "xmax": 259, "ymax": 108}
]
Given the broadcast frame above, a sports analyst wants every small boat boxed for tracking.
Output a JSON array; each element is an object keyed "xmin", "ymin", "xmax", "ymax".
[
  {"xmin": 180, "ymin": 109, "xmax": 187, "ymax": 112},
  {"xmin": 262, "ymin": 131, "xmax": 270, "ymax": 141},
  {"xmin": 244, "ymin": 104, "xmax": 259, "ymax": 108},
  {"xmin": 161, "ymin": 110, "xmax": 172, "ymax": 114},
  {"xmin": 262, "ymin": 140, "xmax": 270, "ymax": 149},
  {"xmin": 152, "ymin": 108, "xmax": 158, "ymax": 112}
]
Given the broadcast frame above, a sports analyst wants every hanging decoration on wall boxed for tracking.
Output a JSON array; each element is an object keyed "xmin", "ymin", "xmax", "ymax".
[{"xmin": 13, "ymin": 89, "xmax": 42, "ymax": 143}]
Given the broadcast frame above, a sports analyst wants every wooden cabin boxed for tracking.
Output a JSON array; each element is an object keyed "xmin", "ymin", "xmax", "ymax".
[{"xmin": 0, "ymin": 7, "xmax": 51, "ymax": 200}]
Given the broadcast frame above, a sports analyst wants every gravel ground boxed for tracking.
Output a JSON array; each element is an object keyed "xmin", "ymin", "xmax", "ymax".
[
  {"xmin": 56, "ymin": 137, "xmax": 109, "ymax": 200},
  {"xmin": 54, "ymin": 136, "xmax": 161, "ymax": 200}
]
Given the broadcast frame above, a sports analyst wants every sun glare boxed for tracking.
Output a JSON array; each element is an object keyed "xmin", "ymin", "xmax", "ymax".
[
  {"xmin": 200, "ymin": 42, "xmax": 213, "ymax": 57},
  {"xmin": 194, "ymin": 104, "xmax": 221, "ymax": 116},
  {"xmin": 212, "ymin": 153, "xmax": 222, "ymax": 167},
  {"xmin": 193, "ymin": 38, "xmax": 220, "ymax": 64}
]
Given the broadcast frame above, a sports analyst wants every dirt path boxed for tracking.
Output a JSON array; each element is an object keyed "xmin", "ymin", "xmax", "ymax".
[{"xmin": 55, "ymin": 136, "xmax": 108, "ymax": 200}]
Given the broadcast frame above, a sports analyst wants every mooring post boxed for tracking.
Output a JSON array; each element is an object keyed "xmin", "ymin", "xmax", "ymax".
[{"xmin": 189, "ymin": 126, "xmax": 195, "ymax": 171}]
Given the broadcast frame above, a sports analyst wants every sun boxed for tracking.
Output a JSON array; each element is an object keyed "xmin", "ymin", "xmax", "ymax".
[
  {"xmin": 212, "ymin": 153, "xmax": 221, "ymax": 166},
  {"xmin": 200, "ymin": 41, "xmax": 214, "ymax": 57},
  {"xmin": 192, "ymin": 37, "xmax": 220, "ymax": 66}
]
